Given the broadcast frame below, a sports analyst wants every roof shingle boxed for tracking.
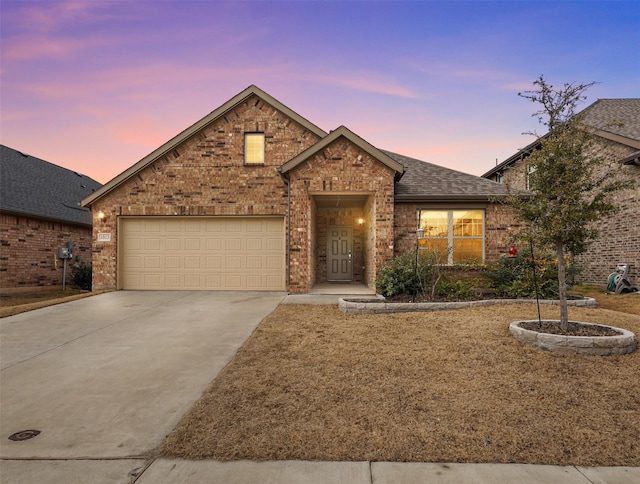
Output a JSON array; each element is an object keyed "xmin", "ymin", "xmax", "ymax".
[
  {"xmin": 0, "ymin": 145, "xmax": 102, "ymax": 225},
  {"xmin": 580, "ymin": 98, "xmax": 640, "ymax": 141},
  {"xmin": 387, "ymin": 151, "xmax": 510, "ymax": 201}
]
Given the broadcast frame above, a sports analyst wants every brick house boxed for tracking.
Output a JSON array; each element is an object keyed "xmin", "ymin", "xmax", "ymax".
[
  {"xmin": 483, "ymin": 98, "xmax": 640, "ymax": 287},
  {"xmin": 0, "ymin": 145, "xmax": 102, "ymax": 292},
  {"xmin": 82, "ymin": 85, "xmax": 514, "ymax": 293}
]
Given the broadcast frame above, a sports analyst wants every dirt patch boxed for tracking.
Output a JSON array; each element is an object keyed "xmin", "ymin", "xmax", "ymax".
[
  {"xmin": 162, "ymin": 303, "xmax": 640, "ymax": 466},
  {"xmin": 518, "ymin": 320, "xmax": 621, "ymax": 336}
]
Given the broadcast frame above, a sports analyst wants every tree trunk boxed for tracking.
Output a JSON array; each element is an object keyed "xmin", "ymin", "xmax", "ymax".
[{"xmin": 556, "ymin": 240, "xmax": 569, "ymax": 330}]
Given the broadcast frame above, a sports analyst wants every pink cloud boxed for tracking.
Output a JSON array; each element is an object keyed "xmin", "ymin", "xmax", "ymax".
[{"xmin": 311, "ymin": 73, "xmax": 417, "ymax": 98}]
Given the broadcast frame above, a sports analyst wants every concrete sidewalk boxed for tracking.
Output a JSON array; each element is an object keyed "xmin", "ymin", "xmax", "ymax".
[
  {"xmin": 3, "ymin": 459, "xmax": 638, "ymax": 483},
  {"xmin": 1, "ymin": 290, "xmax": 638, "ymax": 483},
  {"xmin": 135, "ymin": 460, "xmax": 640, "ymax": 483}
]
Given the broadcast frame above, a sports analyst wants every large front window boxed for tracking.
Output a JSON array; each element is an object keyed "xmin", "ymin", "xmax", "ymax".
[{"xmin": 418, "ymin": 210, "xmax": 484, "ymax": 264}]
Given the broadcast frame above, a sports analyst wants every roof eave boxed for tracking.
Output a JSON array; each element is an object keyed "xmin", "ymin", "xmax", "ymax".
[
  {"xmin": 482, "ymin": 136, "xmax": 543, "ymax": 178},
  {"xmin": 394, "ymin": 191, "xmax": 531, "ymax": 203},
  {"xmin": 394, "ymin": 194, "xmax": 503, "ymax": 202},
  {"xmin": 0, "ymin": 208, "xmax": 93, "ymax": 227}
]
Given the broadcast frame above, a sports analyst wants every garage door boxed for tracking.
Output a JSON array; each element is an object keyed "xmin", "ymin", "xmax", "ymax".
[{"xmin": 120, "ymin": 217, "xmax": 285, "ymax": 290}]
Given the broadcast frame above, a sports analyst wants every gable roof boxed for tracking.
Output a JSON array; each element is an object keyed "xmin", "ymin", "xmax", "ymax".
[
  {"xmin": 278, "ymin": 126, "xmax": 405, "ymax": 180},
  {"xmin": 82, "ymin": 85, "xmax": 328, "ymax": 207},
  {"xmin": 388, "ymin": 151, "xmax": 510, "ymax": 201},
  {"xmin": 580, "ymin": 98, "xmax": 640, "ymax": 142},
  {"xmin": 483, "ymin": 98, "xmax": 640, "ymax": 179},
  {"xmin": 0, "ymin": 145, "xmax": 101, "ymax": 226}
]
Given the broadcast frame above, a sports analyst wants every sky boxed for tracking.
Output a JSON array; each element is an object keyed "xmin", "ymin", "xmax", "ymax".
[{"xmin": 1, "ymin": 0, "xmax": 638, "ymax": 184}]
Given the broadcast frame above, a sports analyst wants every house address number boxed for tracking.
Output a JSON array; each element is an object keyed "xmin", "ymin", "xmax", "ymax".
[{"xmin": 97, "ymin": 233, "xmax": 112, "ymax": 242}]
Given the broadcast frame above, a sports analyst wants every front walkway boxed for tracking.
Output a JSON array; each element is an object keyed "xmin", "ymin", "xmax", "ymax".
[
  {"xmin": 308, "ymin": 282, "xmax": 376, "ymax": 295},
  {"xmin": 283, "ymin": 282, "xmax": 378, "ymax": 305}
]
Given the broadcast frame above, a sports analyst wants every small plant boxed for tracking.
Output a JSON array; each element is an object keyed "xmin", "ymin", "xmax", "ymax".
[{"xmin": 71, "ymin": 262, "xmax": 92, "ymax": 291}]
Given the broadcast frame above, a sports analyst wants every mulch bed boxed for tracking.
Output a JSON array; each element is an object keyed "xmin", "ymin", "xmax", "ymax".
[
  {"xmin": 519, "ymin": 320, "xmax": 621, "ymax": 336},
  {"xmin": 162, "ymin": 303, "xmax": 640, "ymax": 466}
]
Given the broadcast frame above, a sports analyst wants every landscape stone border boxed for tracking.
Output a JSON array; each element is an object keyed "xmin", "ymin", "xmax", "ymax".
[
  {"xmin": 509, "ymin": 320, "xmax": 637, "ymax": 355},
  {"xmin": 338, "ymin": 296, "xmax": 596, "ymax": 314}
]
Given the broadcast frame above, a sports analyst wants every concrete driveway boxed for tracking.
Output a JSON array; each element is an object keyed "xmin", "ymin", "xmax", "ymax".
[{"xmin": 0, "ymin": 290, "xmax": 285, "ymax": 481}]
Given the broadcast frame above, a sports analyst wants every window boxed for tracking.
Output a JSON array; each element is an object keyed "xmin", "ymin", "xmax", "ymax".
[
  {"xmin": 244, "ymin": 133, "xmax": 265, "ymax": 164},
  {"xmin": 417, "ymin": 210, "xmax": 484, "ymax": 264},
  {"xmin": 526, "ymin": 164, "xmax": 537, "ymax": 190}
]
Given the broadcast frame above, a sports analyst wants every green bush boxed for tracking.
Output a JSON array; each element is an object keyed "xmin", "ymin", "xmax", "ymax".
[
  {"xmin": 376, "ymin": 251, "xmax": 462, "ymax": 299},
  {"xmin": 435, "ymin": 277, "xmax": 476, "ymax": 300},
  {"xmin": 71, "ymin": 262, "xmax": 92, "ymax": 291},
  {"xmin": 484, "ymin": 248, "xmax": 577, "ymax": 299},
  {"xmin": 376, "ymin": 252, "xmax": 420, "ymax": 297}
]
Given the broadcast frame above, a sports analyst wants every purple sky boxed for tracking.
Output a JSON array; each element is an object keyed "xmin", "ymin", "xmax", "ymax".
[{"xmin": 1, "ymin": 1, "xmax": 638, "ymax": 184}]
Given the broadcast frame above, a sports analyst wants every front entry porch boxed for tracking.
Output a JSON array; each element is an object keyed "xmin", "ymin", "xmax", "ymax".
[{"xmin": 312, "ymin": 194, "xmax": 373, "ymax": 289}]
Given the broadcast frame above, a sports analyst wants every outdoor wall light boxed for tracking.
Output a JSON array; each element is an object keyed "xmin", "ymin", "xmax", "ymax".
[
  {"xmin": 357, "ymin": 218, "xmax": 365, "ymax": 225},
  {"xmin": 97, "ymin": 211, "xmax": 106, "ymax": 220}
]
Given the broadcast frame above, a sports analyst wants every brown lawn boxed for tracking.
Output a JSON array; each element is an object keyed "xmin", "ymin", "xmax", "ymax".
[{"xmin": 162, "ymin": 302, "xmax": 640, "ymax": 466}]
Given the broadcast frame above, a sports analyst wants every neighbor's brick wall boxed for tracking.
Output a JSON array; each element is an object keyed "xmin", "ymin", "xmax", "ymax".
[
  {"xmin": 393, "ymin": 203, "xmax": 519, "ymax": 263},
  {"xmin": 574, "ymin": 140, "xmax": 639, "ymax": 285},
  {"xmin": 498, "ymin": 137, "xmax": 639, "ymax": 286},
  {"xmin": 89, "ymin": 94, "xmax": 322, "ymax": 290},
  {"xmin": 288, "ymin": 139, "xmax": 395, "ymax": 292},
  {"xmin": 0, "ymin": 213, "xmax": 92, "ymax": 291}
]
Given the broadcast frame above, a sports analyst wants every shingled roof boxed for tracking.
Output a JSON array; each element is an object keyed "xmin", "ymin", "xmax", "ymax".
[
  {"xmin": 0, "ymin": 145, "xmax": 102, "ymax": 226},
  {"xmin": 386, "ymin": 151, "xmax": 510, "ymax": 201},
  {"xmin": 483, "ymin": 98, "xmax": 640, "ymax": 179},
  {"xmin": 580, "ymin": 98, "xmax": 640, "ymax": 141}
]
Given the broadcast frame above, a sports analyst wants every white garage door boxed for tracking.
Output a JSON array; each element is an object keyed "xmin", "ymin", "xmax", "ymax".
[{"xmin": 120, "ymin": 217, "xmax": 285, "ymax": 290}]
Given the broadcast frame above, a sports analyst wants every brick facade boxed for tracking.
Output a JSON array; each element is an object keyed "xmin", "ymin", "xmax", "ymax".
[
  {"xmin": 86, "ymin": 87, "xmax": 516, "ymax": 293},
  {"xmin": 498, "ymin": 137, "xmax": 639, "ymax": 286},
  {"xmin": 0, "ymin": 213, "xmax": 92, "ymax": 291}
]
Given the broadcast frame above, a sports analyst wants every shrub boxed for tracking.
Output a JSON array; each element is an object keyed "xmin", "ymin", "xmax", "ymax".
[
  {"xmin": 378, "ymin": 252, "xmax": 507, "ymax": 301},
  {"xmin": 435, "ymin": 277, "xmax": 476, "ymax": 300},
  {"xmin": 376, "ymin": 252, "xmax": 420, "ymax": 297},
  {"xmin": 71, "ymin": 262, "xmax": 92, "ymax": 290},
  {"xmin": 484, "ymin": 248, "xmax": 578, "ymax": 299}
]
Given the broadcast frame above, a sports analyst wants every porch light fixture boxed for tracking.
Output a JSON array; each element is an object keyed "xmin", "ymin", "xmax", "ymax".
[
  {"xmin": 357, "ymin": 218, "xmax": 364, "ymax": 225},
  {"xmin": 97, "ymin": 211, "xmax": 105, "ymax": 219}
]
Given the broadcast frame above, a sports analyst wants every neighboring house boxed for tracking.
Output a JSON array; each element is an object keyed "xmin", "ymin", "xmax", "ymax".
[
  {"xmin": 82, "ymin": 85, "xmax": 515, "ymax": 293},
  {"xmin": 483, "ymin": 98, "xmax": 640, "ymax": 287},
  {"xmin": 0, "ymin": 145, "xmax": 102, "ymax": 292}
]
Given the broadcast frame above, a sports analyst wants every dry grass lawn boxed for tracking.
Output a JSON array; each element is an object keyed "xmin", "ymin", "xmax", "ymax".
[{"xmin": 162, "ymin": 301, "xmax": 640, "ymax": 466}]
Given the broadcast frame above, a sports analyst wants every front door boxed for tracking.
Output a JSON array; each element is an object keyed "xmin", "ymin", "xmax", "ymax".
[{"xmin": 327, "ymin": 226, "xmax": 352, "ymax": 281}]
